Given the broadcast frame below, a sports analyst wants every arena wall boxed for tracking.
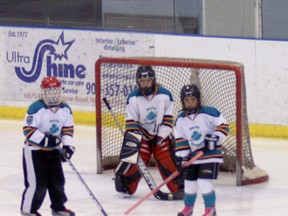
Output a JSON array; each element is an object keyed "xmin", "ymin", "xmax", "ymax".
[{"xmin": 0, "ymin": 26, "xmax": 287, "ymax": 139}]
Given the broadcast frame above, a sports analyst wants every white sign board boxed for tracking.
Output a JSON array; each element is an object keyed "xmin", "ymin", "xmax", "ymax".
[{"xmin": 0, "ymin": 27, "xmax": 154, "ymax": 111}]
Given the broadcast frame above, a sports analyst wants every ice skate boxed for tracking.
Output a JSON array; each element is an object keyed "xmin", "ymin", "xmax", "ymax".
[
  {"xmin": 177, "ymin": 206, "xmax": 193, "ymax": 216},
  {"xmin": 21, "ymin": 211, "xmax": 42, "ymax": 216},
  {"xmin": 202, "ymin": 207, "xmax": 216, "ymax": 216},
  {"xmin": 52, "ymin": 209, "xmax": 75, "ymax": 216},
  {"xmin": 117, "ymin": 191, "xmax": 132, "ymax": 198}
]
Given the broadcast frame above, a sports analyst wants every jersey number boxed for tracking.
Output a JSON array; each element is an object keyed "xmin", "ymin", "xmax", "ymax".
[{"xmin": 153, "ymin": 124, "xmax": 160, "ymax": 133}]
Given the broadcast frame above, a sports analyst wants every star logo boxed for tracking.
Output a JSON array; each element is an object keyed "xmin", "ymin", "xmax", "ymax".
[{"xmin": 51, "ymin": 32, "xmax": 75, "ymax": 61}]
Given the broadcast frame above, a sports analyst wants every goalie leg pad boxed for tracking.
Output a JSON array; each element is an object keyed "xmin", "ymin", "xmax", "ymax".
[
  {"xmin": 115, "ymin": 175, "xmax": 130, "ymax": 194},
  {"xmin": 115, "ymin": 161, "xmax": 131, "ymax": 176},
  {"xmin": 115, "ymin": 164, "xmax": 142, "ymax": 195},
  {"xmin": 115, "ymin": 140, "xmax": 152, "ymax": 195},
  {"xmin": 115, "ymin": 137, "xmax": 152, "ymax": 195},
  {"xmin": 153, "ymin": 137, "xmax": 184, "ymax": 193}
]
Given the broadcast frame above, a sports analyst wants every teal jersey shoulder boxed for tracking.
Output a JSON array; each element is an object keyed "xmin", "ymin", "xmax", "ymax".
[
  {"xmin": 59, "ymin": 102, "xmax": 73, "ymax": 114},
  {"xmin": 199, "ymin": 106, "xmax": 220, "ymax": 117},
  {"xmin": 176, "ymin": 111, "xmax": 186, "ymax": 119},
  {"xmin": 126, "ymin": 85, "xmax": 173, "ymax": 105},
  {"xmin": 175, "ymin": 106, "xmax": 220, "ymax": 123},
  {"xmin": 27, "ymin": 100, "xmax": 72, "ymax": 115},
  {"xmin": 27, "ymin": 100, "xmax": 46, "ymax": 115},
  {"xmin": 157, "ymin": 86, "xmax": 173, "ymax": 101},
  {"xmin": 126, "ymin": 89, "xmax": 141, "ymax": 104}
]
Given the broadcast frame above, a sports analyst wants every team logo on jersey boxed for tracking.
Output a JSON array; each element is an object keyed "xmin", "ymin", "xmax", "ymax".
[
  {"xmin": 190, "ymin": 129, "xmax": 203, "ymax": 147},
  {"xmin": 191, "ymin": 130, "xmax": 201, "ymax": 141},
  {"xmin": 147, "ymin": 111, "xmax": 156, "ymax": 120},
  {"xmin": 26, "ymin": 115, "xmax": 33, "ymax": 125},
  {"xmin": 49, "ymin": 123, "xmax": 60, "ymax": 135},
  {"xmin": 145, "ymin": 106, "xmax": 157, "ymax": 124}
]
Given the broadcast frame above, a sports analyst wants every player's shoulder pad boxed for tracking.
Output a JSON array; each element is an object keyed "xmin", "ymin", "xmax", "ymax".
[
  {"xmin": 157, "ymin": 86, "xmax": 174, "ymax": 101},
  {"xmin": 126, "ymin": 89, "xmax": 141, "ymax": 104},
  {"xmin": 174, "ymin": 111, "xmax": 186, "ymax": 127},
  {"xmin": 27, "ymin": 100, "xmax": 46, "ymax": 114},
  {"xmin": 175, "ymin": 111, "xmax": 186, "ymax": 120},
  {"xmin": 199, "ymin": 106, "xmax": 220, "ymax": 117},
  {"xmin": 59, "ymin": 102, "xmax": 73, "ymax": 114}
]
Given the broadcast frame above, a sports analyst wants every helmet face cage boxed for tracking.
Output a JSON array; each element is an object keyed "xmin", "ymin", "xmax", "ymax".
[
  {"xmin": 41, "ymin": 88, "xmax": 62, "ymax": 106},
  {"xmin": 180, "ymin": 84, "xmax": 201, "ymax": 111},
  {"xmin": 136, "ymin": 66, "xmax": 156, "ymax": 95},
  {"xmin": 40, "ymin": 77, "xmax": 62, "ymax": 107}
]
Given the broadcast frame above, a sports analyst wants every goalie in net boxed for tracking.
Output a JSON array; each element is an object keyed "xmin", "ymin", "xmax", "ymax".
[{"xmin": 114, "ymin": 65, "xmax": 184, "ymax": 196}]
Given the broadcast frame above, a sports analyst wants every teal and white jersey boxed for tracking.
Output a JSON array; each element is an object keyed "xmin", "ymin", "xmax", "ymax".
[
  {"xmin": 23, "ymin": 100, "xmax": 74, "ymax": 150},
  {"xmin": 174, "ymin": 106, "xmax": 229, "ymax": 164},
  {"xmin": 125, "ymin": 85, "xmax": 174, "ymax": 140}
]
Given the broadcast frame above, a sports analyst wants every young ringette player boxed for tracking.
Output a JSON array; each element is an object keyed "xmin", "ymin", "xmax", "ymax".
[
  {"xmin": 21, "ymin": 77, "xmax": 75, "ymax": 216},
  {"xmin": 175, "ymin": 84, "xmax": 230, "ymax": 216},
  {"xmin": 114, "ymin": 66, "xmax": 184, "ymax": 197}
]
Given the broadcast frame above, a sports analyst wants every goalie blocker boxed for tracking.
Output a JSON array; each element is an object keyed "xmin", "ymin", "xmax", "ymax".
[{"xmin": 115, "ymin": 131, "xmax": 184, "ymax": 197}]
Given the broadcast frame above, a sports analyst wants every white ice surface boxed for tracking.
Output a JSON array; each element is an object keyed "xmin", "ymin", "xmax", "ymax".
[{"xmin": 1, "ymin": 119, "xmax": 288, "ymax": 216}]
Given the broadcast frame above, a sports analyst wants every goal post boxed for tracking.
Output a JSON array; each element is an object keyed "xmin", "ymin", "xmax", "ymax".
[{"xmin": 95, "ymin": 57, "xmax": 269, "ymax": 186}]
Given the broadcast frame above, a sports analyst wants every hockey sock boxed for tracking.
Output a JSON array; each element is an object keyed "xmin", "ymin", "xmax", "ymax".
[{"xmin": 202, "ymin": 190, "xmax": 216, "ymax": 207}]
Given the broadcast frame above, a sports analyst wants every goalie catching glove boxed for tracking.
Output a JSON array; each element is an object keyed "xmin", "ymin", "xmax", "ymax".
[{"xmin": 60, "ymin": 145, "xmax": 75, "ymax": 162}]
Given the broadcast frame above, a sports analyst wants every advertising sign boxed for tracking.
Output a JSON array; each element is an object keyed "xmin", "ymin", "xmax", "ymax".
[{"xmin": 1, "ymin": 27, "xmax": 154, "ymax": 111}]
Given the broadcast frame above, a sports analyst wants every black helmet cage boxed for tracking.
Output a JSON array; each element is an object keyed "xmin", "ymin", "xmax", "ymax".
[{"xmin": 136, "ymin": 66, "xmax": 156, "ymax": 95}]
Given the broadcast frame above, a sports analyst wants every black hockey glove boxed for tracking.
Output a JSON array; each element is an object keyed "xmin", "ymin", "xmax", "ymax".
[
  {"xmin": 60, "ymin": 145, "xmax": 75, "ymax": 162},
  {"xmin": 40, "ymin": 134, "xmax": 61, "ymax": 148},
  {"xmin": 176, "ymin": 157, "xmax": 190, "ymax": 174},
  {"xmin": 204, "ymin": 134, "xmax": 219, "ymax": 151}
]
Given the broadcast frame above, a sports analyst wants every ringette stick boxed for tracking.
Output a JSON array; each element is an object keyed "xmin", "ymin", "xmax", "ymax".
[
  {"xmin": 124, "ymin": 151, "xmax": 203, "ymax": 215},
  {"xmin": 66, "ymin": 159, "xmax": 108, "ymax": 216}
]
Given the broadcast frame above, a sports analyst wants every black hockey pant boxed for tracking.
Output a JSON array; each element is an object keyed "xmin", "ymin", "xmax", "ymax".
[{"xmin": 21, "ymin": 148, "xmax": 67, "ymax": 213}]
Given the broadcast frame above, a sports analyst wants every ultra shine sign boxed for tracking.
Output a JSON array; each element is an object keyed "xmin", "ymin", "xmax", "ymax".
[
  {"xmin": 8, "ymin": 32, "xmax": 86, "ymax": 83},
  {"xmin": 1, "ymin": 27, "xmax": 154, "ymax": 110}
]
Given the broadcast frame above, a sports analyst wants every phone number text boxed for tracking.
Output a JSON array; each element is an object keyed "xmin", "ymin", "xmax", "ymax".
[{"xmin": 86, "ymin": 82, "xmax": 138, "ymax": 97}]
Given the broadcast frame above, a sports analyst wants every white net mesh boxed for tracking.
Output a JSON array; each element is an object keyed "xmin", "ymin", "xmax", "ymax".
[{"xmin": 95, "ymin": 57, "xmax": 269, "ymax": 185}]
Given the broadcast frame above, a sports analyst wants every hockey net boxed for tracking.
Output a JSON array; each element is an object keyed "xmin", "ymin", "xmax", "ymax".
[{"xmin": 95, "ymin": 57, "xmax": 269, "ymax": 186}]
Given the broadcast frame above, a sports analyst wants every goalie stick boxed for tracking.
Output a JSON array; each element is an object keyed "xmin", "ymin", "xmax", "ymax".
[
  {"xmin": 66, "ymin": 158, "xmax": 108, "ymax": 216},
  {"xmin": 124, "ymin": 151, "xmax": 203, "ymax": 215},
  {"xmin": 103, "ymin": 97, "xmax": 183, "ymax": 201}
]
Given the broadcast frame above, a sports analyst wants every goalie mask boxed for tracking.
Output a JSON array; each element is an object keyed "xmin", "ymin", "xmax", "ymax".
[
  {"xmin": 40, "ymin": 76, "xmax": 62, "ymax": 107},
  {"xmin": 180, "ymin": 84, "xmax": 201, "ymax": 112},
  {"xmin": 136, "ymin": 66, "xmax": 156, "ymax": 95}
]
